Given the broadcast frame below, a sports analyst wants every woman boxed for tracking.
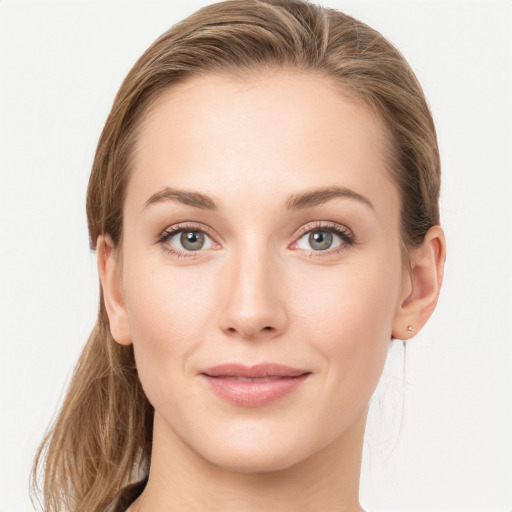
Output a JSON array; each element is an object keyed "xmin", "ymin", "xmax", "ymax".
[{"xmin": 32, "ymin": 0, "xmax": 446, "ymax": 510}]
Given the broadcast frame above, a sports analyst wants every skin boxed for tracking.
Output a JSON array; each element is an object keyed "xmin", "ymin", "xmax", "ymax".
[{"xmin": 98, "ymin": 71, "xmax": 445, "ymax": 511}]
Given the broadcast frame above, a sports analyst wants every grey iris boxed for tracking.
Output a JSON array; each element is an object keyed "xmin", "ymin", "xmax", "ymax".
[
  {"xmin": 181, "ymin": 231, "xmax": 205, "ymax": 250},
  {"xmin": 309, "ymin": 231, "xmax": 333, "ymax": 250}
]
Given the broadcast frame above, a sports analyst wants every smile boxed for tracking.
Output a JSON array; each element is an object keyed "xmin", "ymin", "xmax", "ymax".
[{"xmin": 200, "ymin": 364, "xmax": 311, "ymax": 407}]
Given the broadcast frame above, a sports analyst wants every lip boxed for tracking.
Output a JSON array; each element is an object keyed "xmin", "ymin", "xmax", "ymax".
[{"xmin": 199, "ymin": 363, "xmax": 311, "ymax": 407}]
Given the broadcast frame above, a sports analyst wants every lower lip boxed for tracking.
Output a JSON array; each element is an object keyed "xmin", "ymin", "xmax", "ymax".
[{"xmin": 201, "ymin": 374, "xmax": 310, "ymax": 407}]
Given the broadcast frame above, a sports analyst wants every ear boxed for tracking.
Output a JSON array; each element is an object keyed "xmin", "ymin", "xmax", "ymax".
[
  {"xmin": 97, "ymin": 235, "xmax": 132, "ymax": 346},
  {"xmin": 392, "ymin": 225, "xmax": 446, "ymax": 340}
]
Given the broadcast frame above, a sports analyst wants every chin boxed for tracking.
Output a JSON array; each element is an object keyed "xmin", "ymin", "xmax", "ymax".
[
  {"xmin": 190, "ymin": 418, "xmax": 326, "ymax": 474},
  {"xmin": 203, "ymin": 442, "xmax": 304, "ymax": 474}
]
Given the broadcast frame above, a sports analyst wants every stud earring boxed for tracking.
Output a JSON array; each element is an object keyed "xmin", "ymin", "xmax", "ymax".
[{"xmin": 407, "ymin": 325, "xmax": 414, "ymax": 332}]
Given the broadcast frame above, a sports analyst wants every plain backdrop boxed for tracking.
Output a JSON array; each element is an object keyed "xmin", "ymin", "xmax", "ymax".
[{"xmin": 1, "ymin": 1, "xmax": 511, "ymax": 511}]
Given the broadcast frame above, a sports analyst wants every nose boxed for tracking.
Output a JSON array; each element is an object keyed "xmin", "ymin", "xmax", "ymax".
[{"xmin": 218, "ymin": 245, "xmax": 288, "ymax": 340}]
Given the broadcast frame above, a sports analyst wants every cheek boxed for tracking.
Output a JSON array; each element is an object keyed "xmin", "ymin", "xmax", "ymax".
[
  {"xmin": 290, "ymin": 254, "xmax": 403, "ymax": 395},
  {"xmin": 294, "ymin": 258, "xmax": 400, "ymax": 335},
  {"xmin": 122, "ymin": 257, "xmax": 218, "ymax": 400}
]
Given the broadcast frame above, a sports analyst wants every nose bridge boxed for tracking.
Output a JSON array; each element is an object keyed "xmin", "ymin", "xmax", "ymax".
[{"xmin": 219, "ymin": 234, "xmax": 286, "ymax": 338}]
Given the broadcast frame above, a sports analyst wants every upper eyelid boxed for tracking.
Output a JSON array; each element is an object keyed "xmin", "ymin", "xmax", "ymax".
[
  {"xmin": 292, "ymin": 221, "xmax": 354, "ymax": 239},
  {"xmin": 160, "ymin": 222, "xmax": 218, "ymax": 240}
]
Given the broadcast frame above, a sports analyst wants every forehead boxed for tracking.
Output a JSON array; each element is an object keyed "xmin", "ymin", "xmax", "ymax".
[{"xmin": 128, "ymin": 70, "xmax": 398, "ymax": 215}]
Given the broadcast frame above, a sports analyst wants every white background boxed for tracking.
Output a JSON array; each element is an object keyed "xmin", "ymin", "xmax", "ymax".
[{"xmin": 1, "ymin": 1, "xmax": 511, "ymax": 511}]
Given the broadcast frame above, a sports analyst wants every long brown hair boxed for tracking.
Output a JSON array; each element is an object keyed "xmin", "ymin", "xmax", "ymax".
[{"xmin": 31, "ymin": 1, "xmax": 440, "ymax": 510}]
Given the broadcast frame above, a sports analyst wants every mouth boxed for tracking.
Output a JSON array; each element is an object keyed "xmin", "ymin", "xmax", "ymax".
[{"xmin": 199, "ymin": 363, "xmax": 311, "ymax": 407}]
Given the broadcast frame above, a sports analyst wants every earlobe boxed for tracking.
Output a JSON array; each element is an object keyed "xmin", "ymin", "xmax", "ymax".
[
  {"xmin": 97, "ymin": 235, "xmax": 132, "ymax": 346},
  {"xmin": 392, "ymin": 225, "xmax": 446, "ymax": 340}
]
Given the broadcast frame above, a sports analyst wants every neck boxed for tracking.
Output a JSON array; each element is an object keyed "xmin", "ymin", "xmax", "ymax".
[{"xmin": 133, "ymin": 408, "xmax": 368, "ymax": 512}]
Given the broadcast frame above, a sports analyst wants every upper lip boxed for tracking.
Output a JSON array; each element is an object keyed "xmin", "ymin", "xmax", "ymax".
[{"xmin": 200, "ymin": 363, "xmax": 310, "ymax": 378}]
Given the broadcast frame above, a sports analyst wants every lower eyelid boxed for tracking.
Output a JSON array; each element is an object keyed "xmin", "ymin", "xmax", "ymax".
[{"xmin": 163, "ymin": 246, "xmax": 202, "ymax": 258}]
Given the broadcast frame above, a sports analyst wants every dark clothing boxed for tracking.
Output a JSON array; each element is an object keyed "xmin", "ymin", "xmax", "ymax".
[{"xmin": 111, "ymin": 479, "xmax": 147, "ymax": 512}]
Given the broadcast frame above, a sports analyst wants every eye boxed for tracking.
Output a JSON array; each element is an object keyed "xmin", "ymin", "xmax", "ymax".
[
  {"xmin": 158, "ymin": 224, "xmax": 217, "ymax": 255},
  {"xmin": 167, "ymin": 230, "xmax": 214, "ymax": 251},
  {"xmin": 304, "ymin": 230, "xmax": 335, "ymax": 251},
  {"xmin": 173, "ymin": 230, "xmax": 211, "ymax": 251},
  {"xmin": 292, "ymin": 224, "xmax": 355, "ymax": 253},
  {"xmin": 296, "ymin": 229, "xmax": 341, "ymax": 251}
]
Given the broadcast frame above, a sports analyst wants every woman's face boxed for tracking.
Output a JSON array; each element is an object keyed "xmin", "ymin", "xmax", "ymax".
[{"xmin": 116, "ymin": 71, "xmax": 410, "ymax": 472}]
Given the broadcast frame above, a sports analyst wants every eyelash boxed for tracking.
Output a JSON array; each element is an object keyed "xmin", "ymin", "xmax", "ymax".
[
  {"xmin": 156, "ymin": 221, "xmax": 356, "ymax": 259},
  {"xmin": 157, "ymin": 222, "xmax": 219, "ymax": 259},
  {"xmin": 291, "ymin": 221, "xmax": 356, "ymax": 257}
]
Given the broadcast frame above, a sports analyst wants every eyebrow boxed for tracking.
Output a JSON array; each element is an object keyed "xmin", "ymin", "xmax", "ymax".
[
  {"xmin": 286, "ymin": 186, "xmax": 374, "ymax": 211},
  {"xmin": 143, "ymin": 185, "xmax": 374, "ymax": 212},
  {"xmin": 143, "ymin": 187, "xmax": 218, "ymax": 211}
]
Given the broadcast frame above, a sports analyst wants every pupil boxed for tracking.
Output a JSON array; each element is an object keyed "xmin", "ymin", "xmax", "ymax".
[
  {"xmin": 181, "ymin": 231, "xmax": 204, "ymax": 250},
  {"xmin": 309, "ymin": 230, "xmax": 332, "ymax": 250}
]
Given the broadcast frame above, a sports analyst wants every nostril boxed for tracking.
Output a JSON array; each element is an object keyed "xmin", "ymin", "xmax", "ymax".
[{"xmin": 263, "ymin": 326, "xmax": 273, "ymax": 331}]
